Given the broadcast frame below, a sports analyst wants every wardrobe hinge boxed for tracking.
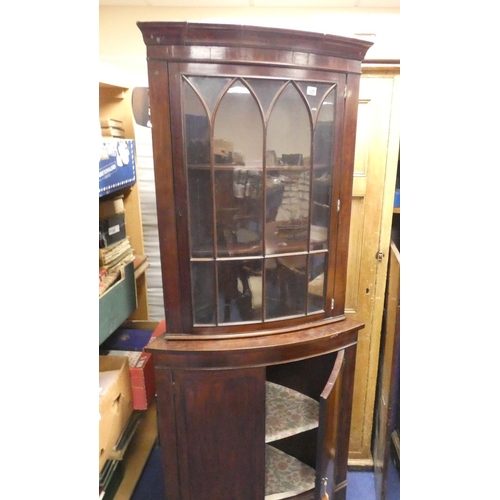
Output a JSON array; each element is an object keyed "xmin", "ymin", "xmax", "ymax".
[
  {"xmin": 337, "ymin": 199, "xmax": 340, "ymax": 212},
  {"xmin": 331, "ymin": 298, "xmax": 335, "ymax": 310},
  {"xmin": 343, "ymin": 86, "xmax": 347, "ymax": 99}
]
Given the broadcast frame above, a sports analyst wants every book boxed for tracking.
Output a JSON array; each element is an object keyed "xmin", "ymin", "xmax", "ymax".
[
  {"xmin": 99, "ymin": 237, "xmax": 132, "ymax": 267},
  {"xmin": 101, "ymin": 126, "xmax": 125, "ymax": 138},
  {"xmin": 99, "ymin": 269, "xmax": 120, "ymax": 297},
  {"xmin": 100, "ymin": 247, "xmax": 134, "ymax": 271},
  {"xmin": 102, "ymin": 251, "xmax": 136, "ymax": 276},
  {"xmin": 100, "ymin": 117, "xmax": 123, "ymax": 128},
  {"xmin": 99, "ymin": 252, "xmax": 136, "ymax": 296}
]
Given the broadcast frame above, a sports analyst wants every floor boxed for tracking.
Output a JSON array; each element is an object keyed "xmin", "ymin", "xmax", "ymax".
[{"xmin": 130, "ymin": 442, "xmax": 391, "ymax": 500}]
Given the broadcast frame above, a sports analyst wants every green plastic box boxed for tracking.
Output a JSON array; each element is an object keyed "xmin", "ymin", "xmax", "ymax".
[{"xmin": 99, "ymin": 261, "xmax": 137, "ymax": 345}]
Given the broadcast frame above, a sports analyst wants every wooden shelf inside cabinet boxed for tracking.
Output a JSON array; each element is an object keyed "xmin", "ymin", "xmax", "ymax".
[
  {"xmin": 265, "ymin": 445, "xmax": 315, "ymax": 499},
  {"xmin": 265, "ymin": 383, "xmax": 319, "ymax": 499},
  {"xmin": 265, "ymin": 382, "xmax": 319, "ymax": 442}
]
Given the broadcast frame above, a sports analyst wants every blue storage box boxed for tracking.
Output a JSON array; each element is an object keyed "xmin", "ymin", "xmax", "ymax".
[
  {"xmin": 99, "ymin": 139, "xmax": 136, "ymax": 197},
  {"xmin": 100, "ymin": 327, "xmax": 154, "ymax": 352},
  {"xmin": 394, "ymin": 188, "xmax": 400, "ymax": 208}
]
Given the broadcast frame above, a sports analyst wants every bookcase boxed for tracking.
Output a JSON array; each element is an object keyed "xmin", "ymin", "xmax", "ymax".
[
  {"xmin": 99, "ymin": 81, "xmax": 149, "ymax": 325},
  {"xmin": 99, "ymin": 81, "xmax": 157, "ymax": 499}
]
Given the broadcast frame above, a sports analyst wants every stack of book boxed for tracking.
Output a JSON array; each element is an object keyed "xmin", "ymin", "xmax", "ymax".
[
  {"xmin": 100, "ymin": 117, "xmax": 125, "ymax": 138},
  {"xmin": 100, "ymin": 237, "xmax": 134, "ymax": 270},
  {"xmin": 99, "ymin": 195, "xmax": 135, "ymax": 296}
]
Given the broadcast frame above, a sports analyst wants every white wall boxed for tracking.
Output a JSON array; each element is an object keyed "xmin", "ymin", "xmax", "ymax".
[{"xmin": 99, "ymin": 6, "xmax": 400, "ymax": 86}]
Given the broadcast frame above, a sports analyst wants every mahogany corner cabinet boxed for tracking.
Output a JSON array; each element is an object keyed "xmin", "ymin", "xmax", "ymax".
[{"xmin": 137, "ymin": 22, "xmax": 372, "ymax": 500}]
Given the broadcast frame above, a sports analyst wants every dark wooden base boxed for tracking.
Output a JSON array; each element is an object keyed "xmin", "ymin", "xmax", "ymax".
[{"xmin": 147, "ymin": 319, "xmax": 364, "ymax": 500}]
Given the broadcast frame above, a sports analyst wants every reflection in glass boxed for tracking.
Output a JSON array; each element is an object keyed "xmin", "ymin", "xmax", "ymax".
[
  {"xmin": 218, "ymin": 260, "xmax": 263, "ymax": 323},
  {"xmin": 192, "ymin": 261, "xmax": 216, "ymax": 325},
  {"xmin": 310, "ymin": 87, "xmax": 336, "ymax": 251},
  {"xmin": 213, "ymin": 79, "xmax": 263, "ymax": 166},
  {"xmin": 187, "ymin": 76, "xmax": 231, "ymax": 115},
  {"xmin": 265, "ymin": 255, "xmax": 307, "ymax": 320},
  {"xmin": 308, "ymin": 253, "xmax": 326, "ymax": 314},
  {"xmin": 183, "ymin": 80, "xmax": 214, "ymax": 257},
  {"xmin": 297, "ymin": 82, "xmax": 335, "ymax": 123},
  {"xmin": 247, "ymin": 79, "xmax": 287, "ymax": 117},
  {"xmin": 215, "ymin": 170, "xmax": 263, "ymax": 257},
  {"xmin": 183, "ymin": 75, "xmax": 337, "ymax": 326},
  {"xmin": 214, "ymin": 80, "xmax": 264, "ymax": 257},
  {"xmin": 266, "ymin": 83, "xmax": 311, "ymax": 255}
]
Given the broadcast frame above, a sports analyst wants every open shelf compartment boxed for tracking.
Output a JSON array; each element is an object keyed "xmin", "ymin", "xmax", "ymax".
[
  {"xmin": 265, "ymin": 381, "xmax": 319, "ymax": 442},
  {"xmin": 265, "ymin": 445, "xmax": 315, "ymax": 499}
]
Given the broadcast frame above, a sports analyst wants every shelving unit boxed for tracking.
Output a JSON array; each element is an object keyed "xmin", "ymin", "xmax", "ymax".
[
  {"xmin": 99, "ymin": 81, "xmax": 149, "ymax": 322},
  {"xmin": 99, "ymin": 80, "xmax": 156, "ymax": 499}
]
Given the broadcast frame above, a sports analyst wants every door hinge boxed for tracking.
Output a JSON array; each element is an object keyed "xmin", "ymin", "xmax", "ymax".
[
  {"xmin": 343, "ymin": 86, "xmax": 347, "ymax": 99},
  {"xmin": 331, "ymin": 298, "xmax": 335, "ymax": 310},
  {"xmin": 337, "ymin": 199, "xmax": 340, "ymax": 212}
]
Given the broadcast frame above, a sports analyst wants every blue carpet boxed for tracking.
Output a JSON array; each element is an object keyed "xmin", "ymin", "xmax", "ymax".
[
  {"xmin": 130, "ymin": 443, "xmax": 385, "ymax": 500},
  {"xmin": 347, "ymin": 470, "xmax": 376, "ymax": 500}
]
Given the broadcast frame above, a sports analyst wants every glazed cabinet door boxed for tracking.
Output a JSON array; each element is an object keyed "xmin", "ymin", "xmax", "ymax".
[{"xmin": 154, "ymin": 62, "xmax": 348, "ymax": 334}]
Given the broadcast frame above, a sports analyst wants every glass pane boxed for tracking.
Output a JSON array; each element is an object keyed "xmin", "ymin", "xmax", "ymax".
[
  {"xmin": 192, "ymin": 261, "xmax": 216, "ymax": 325},
  {"xmin": 310, "ymin": 87, "xmax": 336, "ymax": 251},
  {"xmin": 213, "ymin": 79, "xmax": 264, "ymax": 167},
  {"xmin": 247, "ymin": 78, "xmax": 287, "ymax": 117},
  {"xmin": 215, "ymin": 170, "xmax": 263, "ymax": 257},
  {"xmin": 265, "ymin": 255, "xmax": 307, "ymax": 320},
  {"xmin": 308, "ymin": 253, "xmax": 326, "ymax": 314},
  {"xmin": 183, "ymin": 81, "xmax": 214, "ymax": 257},
  {"xmin": 297, "ymin": 82, "xmax": 335, "ymax": 123},
  {"xmin": 187, "ymin": 76, "xmax": 231, "ymax": 115},
  {"xmin": 266, "ymin": 83, "xmax": 311, "ymax": 255},
  {"xmin": 214, "ymin": 80, "xmax": 264, "ymax": 258},
  {"xmin": 218, "ymin": 260, "xmax": 263, "ymax": 324}
]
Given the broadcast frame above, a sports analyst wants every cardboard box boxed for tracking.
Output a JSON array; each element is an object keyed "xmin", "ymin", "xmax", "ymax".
[
  {"xmin": 101, "ymin": 322, "xmax": 166, "ymax": 409},
  {"xmin": 99, "ymin": 261, "xmax": 137, "ymax": 345},
  {"xmin": 105, "ymin": 350, "xmax": 155, "ymax": 410},
  {"xmin": 99, "ymin": 195, "xmax": 125, "ymax": 220},
  {"xmin": 99, "ymin": 356, "xmax": 134, "ymax": 472},
  {"xmin": 99, "ymin": 139, "xmax": 136, "ymax": 197},
  {"xmin": 151, "ymin": 319, "xmax": 167, "ymax": 340}
]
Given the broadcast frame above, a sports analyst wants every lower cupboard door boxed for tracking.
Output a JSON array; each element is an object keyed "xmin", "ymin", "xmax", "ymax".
[{"xmin": 314, "ymin": 349, "xmax": 345, "ymax": 500}]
